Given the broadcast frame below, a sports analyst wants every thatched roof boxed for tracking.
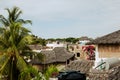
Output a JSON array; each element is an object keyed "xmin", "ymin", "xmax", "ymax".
[
  {"xmin": 41, "ymin": 50, "xmax": 56, "ymax": 64},
  {"xmin": 90, "ymin": 30, "xmax": 120, "ymax": 44},
  {"xmin": 53, "ymin": 47, "xmax": 74, "ymax": 62},
  {"xmin": 65, "ymin": 60, "xmax": 94, "ymax": 73},
  {"xmin": 31, "ymin": 47, "xmax": 74, "ymax": 64}
]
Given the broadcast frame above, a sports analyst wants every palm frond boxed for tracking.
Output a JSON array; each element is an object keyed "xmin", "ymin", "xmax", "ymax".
[
  {"xmin": 18, "ymin": 65, "xmax": 45, "ymax": 80},
  {"xmin": 17, "ymin": 35, "xmax": 32, "ymax": 50},
  {"xmin": 17, "ymin": 56, "xmax": 28, "ymax": 72},
  {"xmin": 44, "ymin": 65, "xmax": 59, "ymax": 80},
  {"xmin": 0, "ymin": 55, "xmax": 11, "ymax": 74},
  {"xmin": 15, "ymin": 10, "xmax": 22, "ymax": 21},
  {"xmin": 0, "ymin": 27, "xmax": 5, "ymax": 34},
  {"xmin": 17, "ymin": 19, "xmax": 32, "ymax": 25},
  {"xmin": 0, "ymin": 54, "xmax": 9, "ymax": 66},
  {"xmin": 3, "ymin": 7, "xmax": 32, "ymax": 25},
  {"xmin": 37, "ymin": 53, "xmax": 45, "ymax": 62},
  {"xmin": 0, "ymin": 15, "xmax": 9, "ymax": 26}
]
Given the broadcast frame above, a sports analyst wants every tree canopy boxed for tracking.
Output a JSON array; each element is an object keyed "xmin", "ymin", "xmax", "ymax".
[{"xmin": 0, "ymin": 7, "xmax": 42, "ymax": 80}]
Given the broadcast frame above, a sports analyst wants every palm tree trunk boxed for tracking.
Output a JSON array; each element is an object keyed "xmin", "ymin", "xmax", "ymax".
[
  {"xmin": 7, "ymin": 56, "xmax": 19, "ymax": 80},
  {"xmin": 10, "ymin": 57, "xmax": 13, "ymax": 80}
]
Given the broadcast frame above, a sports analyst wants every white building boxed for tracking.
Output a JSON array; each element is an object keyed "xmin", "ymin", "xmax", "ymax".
[{"xmin": 46, "ymin": 41, "xmax": 66, "ymax": 49}]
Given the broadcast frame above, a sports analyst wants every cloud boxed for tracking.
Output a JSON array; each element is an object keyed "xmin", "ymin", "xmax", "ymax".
[{"xmin": 0, "ymin": 0, "xmax": 120, "ymax": 38}]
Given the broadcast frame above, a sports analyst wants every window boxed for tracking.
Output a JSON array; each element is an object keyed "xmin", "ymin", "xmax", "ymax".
[
  {"xmin": 77, "ymin": 53, "xmax": 80, "ymax": 57},
  {"xmin": 67, "ymin": 60, "xmax": 70, "ymax": 64},
  {"xmin": 72, "ymin": 47, "xmax": 74, "ymax": 51},
  {"xmin": 57, "ymin": 41, "xmax": 60, "ymax": 44},
  {"xmin": 76, "ymin": 46, "xmax": 79, "ymax": 49}
]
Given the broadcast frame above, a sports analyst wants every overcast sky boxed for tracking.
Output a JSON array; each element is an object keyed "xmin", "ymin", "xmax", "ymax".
[{"xmin": 0, "ymin": 0, "xmax": 120, "ymax": 39}]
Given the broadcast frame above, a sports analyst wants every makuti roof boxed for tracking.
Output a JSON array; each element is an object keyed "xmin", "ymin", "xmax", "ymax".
[
  {"xmin": 31, "ymin": 47, "xmax": 74, "ymax": 64},
  {"xmin": 91, "ymin": 30, "xmax": 120, "ymax": 44}
]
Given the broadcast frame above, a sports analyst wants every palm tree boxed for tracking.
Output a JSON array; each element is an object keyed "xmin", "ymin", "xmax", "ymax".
[
  {"xmin": 0, "ymin": 7, "xmax": 41, "ymax": 80},
  {"xmin": 0, "ymin": 6, "xmax": 32, "ymax": 26}
]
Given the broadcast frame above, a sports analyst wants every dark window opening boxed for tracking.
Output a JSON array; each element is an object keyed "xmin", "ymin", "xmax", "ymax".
[
  {"xmin": 77, "ymin": 53, "xmax": 80, "ymax": 57},
  {"xmin": 76, "ymin": 46, "xmax": 79, "ymax": 49},
  {"xmin": 57, "ymin": 41, "xmax": 60, "ymax": 44},
  {"xmin": 72, "ymin": 47, "xmax": 74, "ymax": 51},
  {"xmin": 67, "ymin": 60, "xmax": 70, "ymax": 64}
]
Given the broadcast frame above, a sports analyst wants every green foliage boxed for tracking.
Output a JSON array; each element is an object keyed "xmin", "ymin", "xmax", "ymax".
[
  {"xmin": 18, "ymin": 66, "xmax": 45, "ymax": 80},
  {"xmin": 44, "ymin": 65, "xmax": 59, "ymax": 80},
  {"xmin": 30, "ymin": 35, "xmax": 46, "ymax": 46},
  {"xmin": 0, "ymin": 7, "xmax": 41, "ymax": 80},
  {"xmin": 46, "ymin": 38, "xmax": 56, "ymax": 42},
  {"xmin": 46, "ymin": 37, "xmax": 79, "ymax": 44},
  {"xmin": 65, "ymin": 37, "xmax": 79, "ymax": 43},
  {"xmin": 55, "ymin": 38, "xmax": 65, "ymax": 42},
  {"xmin": 37, "ymin": 53, "xmax": 45, "ymax": 62},
  {"xmin": 0, "ymin": 6, "xmax": 32, "ymax": 26}
]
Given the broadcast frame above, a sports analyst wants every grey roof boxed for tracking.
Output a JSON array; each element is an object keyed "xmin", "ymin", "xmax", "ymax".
[
  {"xmin": 65, "ymin": 60, "xmax": 94, "ymax": 73},
  {"xmin": 41, "ymin": 50, "xmax": 56, "ymax": 64},
  {"xmin": 53, "ymin": 47, "xmax": 74, "ymax": 62},
  {"xmin": 90, "ymin": 30, "xmax": 120, "ymax": 44},
  {"xmin": 31, "ymin": 47, "xmax": 74, "ymax": 64}
]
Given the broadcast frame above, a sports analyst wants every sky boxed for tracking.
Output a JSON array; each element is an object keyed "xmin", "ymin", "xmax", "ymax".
[{"xmin": 0, "ymin": 0, "xmax": 120, "ymax": 39}]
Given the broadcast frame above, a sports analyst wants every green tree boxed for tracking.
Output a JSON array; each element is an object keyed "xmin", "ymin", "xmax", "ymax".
[
  {"xmin": 0, "ymin": 7, "xmax": 41, "ymax": 80},
  {"xmin": 30, "ymin": 35, "xmax": 46, "ymax": 46},
  {"xmin": 46, "ymin": 38, "xmax": 55, "ymax": 43},
  {"xmin": 65, "ymin": 37, "xmax": 79, "ymax": 44},
  {"xmin": 44, "ymin": 65, "xmax": 59, "ymax": 80}
]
